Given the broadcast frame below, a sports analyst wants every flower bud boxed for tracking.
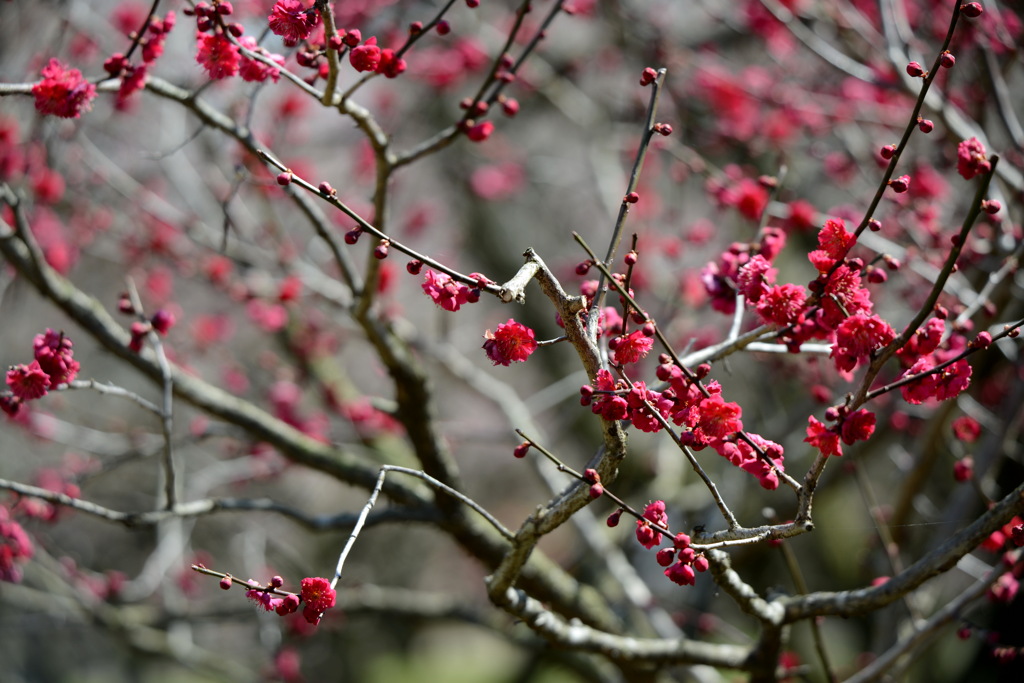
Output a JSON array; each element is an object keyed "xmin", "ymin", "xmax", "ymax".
[{"xmin": 961, "ymin": 3, "xmax": 983, "ymax": 18}]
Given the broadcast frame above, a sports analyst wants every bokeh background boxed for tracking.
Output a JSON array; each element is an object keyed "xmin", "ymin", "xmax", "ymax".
[{"xmin": 2, "ymin": 1, "xmax": 1023, "ymax": 681}]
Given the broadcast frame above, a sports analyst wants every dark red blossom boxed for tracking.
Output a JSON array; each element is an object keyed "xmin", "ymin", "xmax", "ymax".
[
  {"xmin": 952, "ymin": 415, "xmax": 981, "ymax": 442},
  {"xmin": 32, "ymin": 59, "xmax": 97, "ymax": 119},
  {"xmin": 840, "ymin": 408, "xmax": 876, "ymax": 445}
]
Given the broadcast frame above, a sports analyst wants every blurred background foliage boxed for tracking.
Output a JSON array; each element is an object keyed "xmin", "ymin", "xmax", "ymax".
[{"xmin": 1, "ymin": 0, "xmax": 1023, "ymax": 681}]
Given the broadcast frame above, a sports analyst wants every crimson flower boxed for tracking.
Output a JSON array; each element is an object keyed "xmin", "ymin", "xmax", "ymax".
[
  {"xmin": 956, "ymin": 137, "xmax": 990, "ymax": 180},
  {"xmin": 636, "ymin": 500, "xmax": 667, "ymax": 549},
  {"xmin": 300, "ymin": 576, "xmax": 336, "ymax": 625},
  {"xmin": 268, "ymin": 0, "xmax": 318, "ymax": 46},
  {"xmin": 350, "ymin": 38, "xmax": 382, "ymax": 72},
  {"xmin": 422, "ymin": 269, "xmax": 474, "ymax": 312},
  {"xmin": 482, "ymin": 319, "xmax": 537, "ymax": 366},
  {"xmin": 736, "ymin": 254, "xmax": 776, "ymax": 303},
  {"xmin": 32, "ymin": 59, "xmax": 97, "ymax": 119},
  {"xmin": 6, "ymin": 361, "xmax": 51, "ymax": 401},
  {"xmin": 755, "ymin": 283, "xmax": 806, "ymax": 326},
  {"xmin": 840, "ymin": 408, "xmax": 876, "ymax": 445},
  {"xmin": 831, "ymin": 314, "xmax": 896, "ymax": 374},
  {"xmin": 805, "ymin": 416, "xmax": 841, "ymax": 457},
  {"xmin": 33, "ymin": 329, "xmax": 78, "ymax": 386},
  {"xmin": 196, "ymin": 32, "xmax": 240, "ymax": 80},
  {"xmin": 610, "ymin": 329, "xmax": 653, "ymax": 365}
]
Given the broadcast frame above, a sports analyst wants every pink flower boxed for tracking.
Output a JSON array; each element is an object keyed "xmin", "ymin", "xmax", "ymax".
[
  {"xmin": 116, "ymin": 64, "xmax": 148, "ymax": 109},
  {"xmin": 636, "ymin": 500, "xmax": 667, "ymax": 549},
  {"xmin": 957, "ymin": 137, "xmax": 991, "ymax": 180},
  {"xmin": 819, "ymin": 265, "xmax": 873, "ymax": 331},
  {"xmin": 300, "ymin": 576, "xmax": 336, "ymax": 625},
  {"xmin": 589, "ymin": 369, "xmax": 628, "ymax": 421},
  {"xmin": 483, "ymin": 319, "xmax": 538, "ymax": 366},
  {"xmin": 421, "ymin": 269, "xmax": 474, "ymax": 312},
  {"xmin": 376, "ymin": 48, "xmax": 407, "ymax": 79},
  {"xmin": 238, "ymin": 37, "xmax": 284, "ymax": 83},
  {"xmin": 0, "ymin": 505, "xmax": 34, "ymax": 583},
  {"xmin": 664, "ymin": 560, "xmax": 696, "ymax": 586},
  {"xmin": 610, "ymin": 329, "xmax": 654, "ymax": 365},
  {"xmin": 31, "ymin": 59, "xmax": 97, "ymax": 119},
  {"xmin": 268, "ymin": 0, "xmax": 318, "ymax": 46},
  {"xmin": 466, "ymin": 121, "xmax": 494, "ymax": 142},
  {"xmin": 196, "ymin": 32, "xmax": 241, "ymax": 80},
  {"xmin": 805, "ymin": 415, "xmax": 841, "ymax": 457},
  {"xmin": 245, "ymin": 581, "xmax": 281, "ymax": 612},
  {"xmin": 6, "ymin": 361, "xmax": 51, "ymax": 401},
  {"xmin": 626, "ymin": 382, "xmax": 672, "ymax": 433},
  {"xmin": 811, "ymin": 218, "xmax": 855, "ymax": 266},
  {"xmin": 350, "ymin": 38, "xmax": 382, "ymax": 72},
  {"xmin": 33, "ymin": 329, "xmax": 79, "ymax": 386},
  {"xmin": 840, "ymin": 408, "xmax": 876, "ymax": 445},
  {"xmin": 755, "ymin": 283, "xmax": 806, "ymax": 326},
  {"xmin": 736, "ymin": 254, "xmax": 776, "ymax": 303},
  {"xmin": 897, "ymin": 317, "xmax": 944, "ymax": 363},
  {"xmin": 951, "ymin": 416, "xmax": 981, "ymax": 442},
  {"xmin": 899, "ymin": 356, "xmax": 972, "ymax": 404},
  {"xmin": 831, "ymin": 314, "xmax": 896, "ymax": 374},
  {"xmin": 690, "ymin": 394, "xmax": 743, "ymax": 444}
]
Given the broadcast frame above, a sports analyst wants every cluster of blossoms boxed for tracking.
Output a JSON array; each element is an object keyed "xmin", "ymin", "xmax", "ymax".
[
  {"xmin": 582, "ymin": 361, "xmax": 786, "ymax": 490},
  {"xmin": 31, "ymin": 60, "xmax": 97, "ymax": 120},
  {"xmin": 895, "ymin": 315, "xmax": 977, "ymax": 404},
  {"xmin": 957, "ymin": 137, "xmax": 991, "ymax": 180},
  {"xmin": 3, "ymin": 329, "xmax": 80, "ymax": 417},
  {"xmin": 267, "ymin": 0, "xmax": 406, "ymax": 82},
  {"xmin": 226, "ymin": 574, "xmax": 336, "ymax": 626},
  {"xmin": 0, "ymin": 505, "xmax": 34, "ymax": 584},
  {"xmin": 102, "ymin": 9, "xmax": 176, "ymax": 107},
  {"xmin": 116, "ymin": 295, "xmax": 176, "ymax": 353},
  {"xmin": 615, "ymin": 500, "xmax": 709, "ymax": 587},
  {"xmin": 979, "ymin": 516, "xmax": 1023, "ymax": 606},
  {"xmin": 191, "ymin": 1, "xmax": 285, "ymax": 83},
  {"xmin": 421, "ymin": 269, "xmax": 492, "ymax": 312}
]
